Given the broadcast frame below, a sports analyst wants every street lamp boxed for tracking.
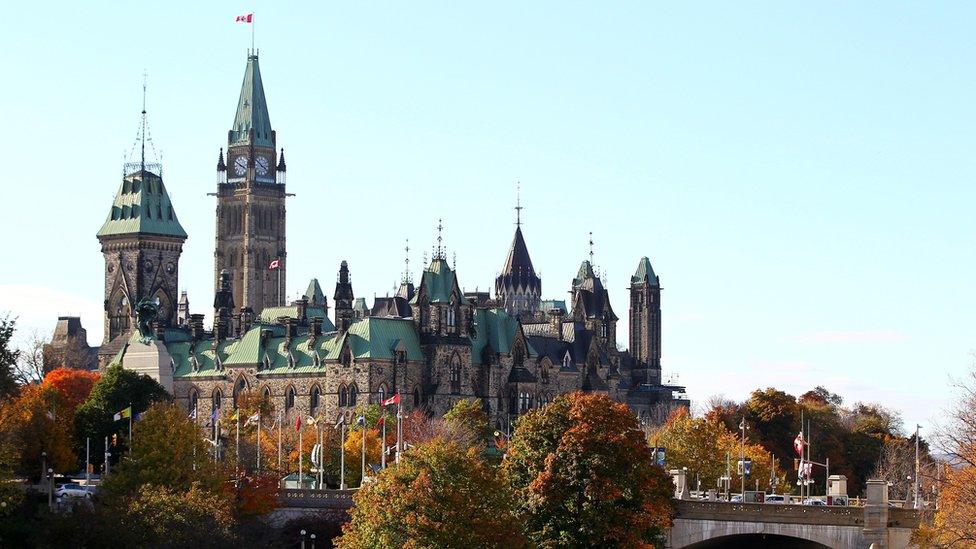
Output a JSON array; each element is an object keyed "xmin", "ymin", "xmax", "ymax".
[
  {"xmin": 40, "ymin": 451, "xmax": 47, "ymax": 488},
  {"xmin": 300, "ymin": 529, "xmax": 307, "ymax": 549},
  {"xmin": 310, "ymin": 533, "xmax": 317, "ymax": 549},
  {"xmin": 47, "ymin": 468, "xmax": 54, "ymax": 509}
]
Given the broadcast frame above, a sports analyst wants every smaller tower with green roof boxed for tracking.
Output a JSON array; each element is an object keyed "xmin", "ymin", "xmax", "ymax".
[
  {"xmin": 97, "ymin": 86, "xmax": 186, "ymax": 361},
  {"xmin": 629, "ymin": 256, "xmax": 661, "ymax": 380}
]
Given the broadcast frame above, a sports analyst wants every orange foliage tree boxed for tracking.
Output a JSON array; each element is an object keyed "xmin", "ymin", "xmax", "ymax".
[
  {"xmin": 503, "ymin": 392, "xmax": 674, "ymax": 548},
  {"xmin": 0, "ymin": 384, "xmax": 75, "ymax": 477},
  {"xmin": 42, "ymin": 367, "xmax": 99, "ymax": 412}
]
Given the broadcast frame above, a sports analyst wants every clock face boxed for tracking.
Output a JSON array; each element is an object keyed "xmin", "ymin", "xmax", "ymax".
[
  {"xmin": 255, "ymin": 155, "xmax": 270, "ymax": 176},
  {"xmin": 233, "ymin": 155, "xmax": 248, "ymax": 176}
]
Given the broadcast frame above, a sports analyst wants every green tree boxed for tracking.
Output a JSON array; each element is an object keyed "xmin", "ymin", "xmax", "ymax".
[
  {"xmin": 443, "ymin": 397, "xmax": 491, "ymax": 447},
  {"xmin": 503, "ymin": 392, "xmax": 674, "ymax": 548},
  {"xmin": 105, "ymin": 484, "xmax": 238, "ymax": 548},
  {"xmin": 74, "ymin": 363, "xmax": 169, "ymax": 469},
  {"xmin": 100, "ymin": 402, "xmax": 220, "ymax": 500},
  {"xmin": 337, "ymin": 439, "xmax": 526, "ymax": 548},
  {"xmin": 0, "ymin": 316, "xmax": 20, "ymax": 399}
]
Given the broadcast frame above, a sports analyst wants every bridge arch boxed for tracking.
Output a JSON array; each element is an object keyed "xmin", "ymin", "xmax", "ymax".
[
  {"xmin": 683, "ymin": 533, "xmax": 831, "ymax": 549},
  {"xmin": 669, "ymin": 518, "xmax": 864, "ymax": 549}
]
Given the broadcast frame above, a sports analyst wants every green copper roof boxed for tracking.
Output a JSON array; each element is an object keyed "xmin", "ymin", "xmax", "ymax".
[
  {"xmin": 631, "ymin": 256, "xmax": 659, "ymax": 286},
  {"xmin": 353, "ymin": 298, "xmax": 368, "ymax": 314},
  {"xmin": 342, "ymin": 317, "xmax": 423, "ymax": 361},
  {"xmin": 411, "ymin": 258, "xmax": 469, "ymax": 305},
  {"xmin": 471, "ymin": 308, "xmax": 535, "ymax": 365},
  {"xmin": 304, "ymin": 279, "xmax": 326, "ymax": 305},
  {"xmin": 96, "ymin": 170, "xmax": 187, "ymax": 239},
  {"xmin": 539, "ymin": 300, "xmax": 567, "ymax": 314},
  {"xmin": 230, "ymin": 54, "xmax": 274, "ymax": 148},
  {"xmin": 258, "ymin": 306, "xmax": 335, "ymax": 331},
  {"xmin": 575, "ymin": 260, "xmax": 595, "ymax": 283}
]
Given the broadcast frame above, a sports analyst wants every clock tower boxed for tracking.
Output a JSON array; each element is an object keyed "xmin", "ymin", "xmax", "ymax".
[{"xmin": 214, "ymin": 53, "xmax": 288, "ymax": 314}]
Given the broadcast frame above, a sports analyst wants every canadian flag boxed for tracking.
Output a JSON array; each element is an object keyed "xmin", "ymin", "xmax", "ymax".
[
  {"xmin": 793, "ymin": 431, "xmax": 805, "ymax": 456},
  {"xmin": 235, "ymin": 13, "xmax": 253, "ymax": 23},
  {"xmin": 268, "ymin": 258, "xmax": 281, "ymax": 270},
  {"xmin": 295, "ymin": 416, "xmax": 302, "ymax": 432},
  {"xmin": 382, "ymin": 394, "xmax": 400, "ymax": 406}
]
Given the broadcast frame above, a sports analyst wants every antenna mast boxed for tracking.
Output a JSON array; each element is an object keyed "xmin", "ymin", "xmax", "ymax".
[
  {"xmin": 515, "ymin": 181, "xmax": 523, "ymax": 227},
  {"xmin": 140, "ymin": 72, "xmax": 147, "ymax": 172}
]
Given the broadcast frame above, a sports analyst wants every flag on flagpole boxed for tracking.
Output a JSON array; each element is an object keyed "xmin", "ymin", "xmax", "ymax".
[
  {"xmin": 268, "ymin": 258, "xmax": 281, "ymax": 270},
  {"xmin": 295, "ymin": 416, "xmax": 302, "ymax": 432},
  {"xmin": 188, "ymin": 409, "xmax": 197, "ymax": 421},
  {"xmin": 793, "ymin": 431, "xmax": 805, "ymax": 456},
  {"xmin": 113, "ymin": 407, "xmax": 132, "ymax": 421},
  {"xmin": 230, "ymin": 410, "xmax": 239, "ymax": 422},
  {"xmin": 206, "ymin": 408, "xmax": 218, "ymax": 427},
  {"xmin": 235, "ymin": 13, "xmax": 253, "ymax": 23},
  {"xmin": 46, "ymin": 410, "xmax": 55, "ymax": 420},
  {"xmin": 245, "ymin": 412, "xmax": 260, "ymax": 425},
  {"xmin": 382, "ymin": 394, "xmax": 400, "ymax": 406},
  {"xmin": 356, "ymin": 415, "xmax": 365, "ymax": 427},
  {"xmin": 377, "ymin": 416, "xmax": 385, "ymax": 428},
  {"xmin": 334, "ymin": 414, "xmax": 345, "ymax": 429}
]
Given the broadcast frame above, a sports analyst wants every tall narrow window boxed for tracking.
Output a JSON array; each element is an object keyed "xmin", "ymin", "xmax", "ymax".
[
  {"xmin": 339, "ymin": 385, "xmax": 348, "ymax": 407},
  {"xmin": 286, "ymin": 386, "xmax": 296, "ymax": 411},
  {"xmin": 212, "ymin": 388, "xmax": 222, "ymax": 410},
  {"xmin": 377, "ymin": 385, "xmax": 386, "ymax": 404},
  {"xmin": 310, "ymin": 386, "xmax": 321, "ymax": 416},
  {"xmin": 189, "ymin": 390, "xmax": 199, "ymax": 415},
  {"xmin": 413, "ymin": 388, "xmax": 421, "ymax": 407},
  {"xmin": 349, "ymin": 384, "xmax": 358, "ymax": 406}
]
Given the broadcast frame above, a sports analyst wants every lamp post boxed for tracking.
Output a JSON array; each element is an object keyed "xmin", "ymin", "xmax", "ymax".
[
  {"xmin": 40, "ymin": 451, "xmax": 47, "ymax": 489},
  {"xmin": 47, "ymin": 468, "xmax": 54, "ymax": 509},
  {"xmin": 300, "ymin": 529, "xmax": 307, "ymax": 549},
  {"xmin": 310, "ymin": 533, "xmax": 317, "ymax": 549},
  {"xmin": 739, "ymin": 417, "xmax": 747, "ymax": 498}
]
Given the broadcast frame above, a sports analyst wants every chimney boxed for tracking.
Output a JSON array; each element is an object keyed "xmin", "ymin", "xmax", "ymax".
[
  {"xmin": 310, "ymin": 316, "xmax": 323, "ymax": 339},
  {"xmin": 296, "ymin": 297, "xmax": 308, "ymax": 324},
  {"xmin": 336, "ymin": 311, "xmax": 352, "ymax": 335},
  {"xmin": 260, "ymin": 328, "xmax": 272, "ymax": 348},
  {"xmin": 549, "ymin": 308, "xmax": 564, "ymax": 339},
  {"xmin": 189, "ymin": 314, "xmax": 205, "ymax": 341},
  {"xmin": 240, "ymin": 307, "xmax": 255, "ymax": 334}
]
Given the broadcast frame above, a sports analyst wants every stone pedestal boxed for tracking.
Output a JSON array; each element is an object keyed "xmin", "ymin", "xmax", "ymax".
[
  {"xmin": 863, "ymin": 479, "xmax": 889, "ymax": 548},
  {"xmin": 122, "ymin": 338, "xmax": 174, "ymax": 393}
]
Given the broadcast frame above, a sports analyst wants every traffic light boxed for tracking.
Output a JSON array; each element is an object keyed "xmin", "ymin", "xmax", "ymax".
[{"xmin": 111, "ymin": 434, "xmax": 118, "ymax": 447}]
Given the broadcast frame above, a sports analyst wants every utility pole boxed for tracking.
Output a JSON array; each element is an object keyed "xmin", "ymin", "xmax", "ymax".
[
  {"xmin": 739, "ymin": 417, "xmax": 746, "ymax": 497},
  {"xmin": 85, "ymin": 438, "xmax": 90, "ymax": 486},
  {"xmin": 914, "ymin": 424, "xmax": 921, "ymax": 509}
]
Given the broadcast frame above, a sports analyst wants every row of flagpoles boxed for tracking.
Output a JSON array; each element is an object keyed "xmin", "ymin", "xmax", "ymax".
[{"xmin": 193, "ymin": 392, "xmax": 405, "ymax": 488}]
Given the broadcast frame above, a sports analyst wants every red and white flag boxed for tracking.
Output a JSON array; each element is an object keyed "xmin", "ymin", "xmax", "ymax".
[
  {"xmin": 295, "ymin": 416, "xmax": 302, "ymax": 432},
  {"xmin": 793, "ymin": 431, "xmax": 805, "ymax": 456},
  {"xmin": 235, "ymin": 13, "xmax": 253, "ymax": 23},
  {"xmin": 377, "ymin": 416, "xmax": 385, "ymax": 428},
  {"xmin": 382, "ymin": 394, "xmax": 400, "ymax": 406},
  {"xmin": 268, "ymin": 258, "xmax": 281, "ymax": 270}
]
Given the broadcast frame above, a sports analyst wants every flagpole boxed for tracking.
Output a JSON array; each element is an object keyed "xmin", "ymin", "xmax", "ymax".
[
  {"xmin": 381, "ymin": 415, "xmax": 387, "ymax": 469},
  {"xmin": 298, "ymin": 422, "xmax": 303, "ymax": 487},
  {"xmin": 257, "ymin": 410, "xmax": 261, "ymax": 471},
  {"xmin": 361, "ymin": 420, "xmax": 366, "ymax": 487},
  {"xmin": 340, "ymin": 422, "xmax": 346, "ymax": 490},
  {"xmin": 85, "ymin": 438, "xmax": 90, "ymax": 486},
  {"xmin": 236, "ymin": 413, "xmax": 240, "ymax": 469},
  {"xmin": 396, "ymin": 392, "xmax": 402, "ymax": 464},
  {"xmin": 277, "ymin": 412, "xmax": 282, "ymax": 470},
  {"xmin": 318, "ymin": 424, "xmax": 324, "ymax": 489}
]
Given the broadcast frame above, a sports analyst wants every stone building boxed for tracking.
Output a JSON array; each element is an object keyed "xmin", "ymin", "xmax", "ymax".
[{"xmin": 92, "ymin": 51, "xmax": 688, "ymax": 430}]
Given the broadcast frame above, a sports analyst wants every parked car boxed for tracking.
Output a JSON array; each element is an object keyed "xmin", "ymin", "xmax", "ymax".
[
  {"xmin": 803, "ymin": 498, "xmax": 826, "ymax": 506},
  {"xmin": 55, "ymin": 483, "xmax": 91, "ymax": 500},
  {"xmin": 730, "ymin": 495, "xmax": 743, "ymax": 503},
  {"xmin": 765, "ymin": 494, "xmax": 786, "ymax": 504}
]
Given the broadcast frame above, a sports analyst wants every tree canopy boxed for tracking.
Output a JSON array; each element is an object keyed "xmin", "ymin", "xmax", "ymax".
[{"xmin": 503, "ymin": 392, "xmax": 674, "ymax": 548}]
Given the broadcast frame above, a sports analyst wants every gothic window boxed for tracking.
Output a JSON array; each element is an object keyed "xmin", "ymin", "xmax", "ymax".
[
  {"xmin": 563, "ymin": 352, "xmax": 572, "ymax": 370},
  {"xmin": 509, "ymin": 389, "xmax": 517, "ymax": 412},
  {"xmin": 232, "ymin": 377, "xmax": 247, "ymax": 409},
  {"xmin": 189, "ymin": 390, "xmax": 199, "ymax": 415},
  {"xmin": 377, "ymin": 385, "xmax": 386, "ymax": 404},
  {"xmin": 310, "ymin": 385, "xmax": 321, "ymax": 416},
  {"xmin": 262, "ymin": 386, "xmax": 271, "ymax": 401},
  {"xmin": 602, "ymin": 323, "xmax": 608, "ymax": 338},
  {"xmin": 349, "ymin": 384, "xmax": 358, "ymax": 406},
  {"xmin": 286, "ymin": 386, "xmax": 296, "ymax": 411},
  {"xmin": 540, "ymin": 361, "xmax": 550, "ymax": 383},
  {"xmin": 212, "ymin": 388, "xmax": 223, "ymax": 410},
  {"xmin": 446, "ymin": 307, "xmax": 456, "ymax": 328},
  {"xmin": 450, "ymin": 353, "xmax": 461, "ymax": 395},
  {"xmin": 339, "ymin": 385, "xmax": 348, "ymax": 407}
]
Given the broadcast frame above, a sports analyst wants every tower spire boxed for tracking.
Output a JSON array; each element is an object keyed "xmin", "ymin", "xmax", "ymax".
[
  {"xmin": 588, "ymin": 231, "xmax": 594, "ymax": 265},
  {"xmin": 402, "ymin": 238, "xmax": 412, "ymax": 283},
  {"xmin": 515, "ymin": 181, "xmax": 523, "ymax": 227},
  {"xmin": 436, "ymin": 219, "xmax": 444, "ymax": 260},
  {"xmin": 140, "ymin": 72, "xmax": 147, "ymax": 172}
]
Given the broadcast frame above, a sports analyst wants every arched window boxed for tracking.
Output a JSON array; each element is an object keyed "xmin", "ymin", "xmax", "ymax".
[
  {"xmin": 310, "ymin": 385, "xmax": 321, "ymax": 416},
  {"xmin": 349, "ymin": 384, "xmax": 358, "ymax": 406},
  {"xmin": 377, "ymin": 385, "xmax": 386, "ymax": 404},
  {"xmin": 188, "ymin": 389, "xmax": 199, "ymax": 415},
  {"xmin": 413, "ymin": 388, "xmax": 421, "ymax": 407},
  {"xmin": 446, "ymin": 307, "xmax": 456, "ymax": 327},
  {"xmin": 285, "ymin": 386, "xmax": 296, "ymax": 411},
  {"xmin": 262, "ymin": 386, "xmax": 271, "ymax": 401},
  {"xmin": 212, "ymin": 388, "xmax": 223, "ymax": 410},
  {"xmin": 450, "ymin": 357, "xmax": 461, "ymax": 395},
  {"xmin": 233, "ymin": 376, "xmax": 247, "ymax": 409},
  {"xmin": 339, "ymin": 385, "xmax": 348, "ymax": 407}
]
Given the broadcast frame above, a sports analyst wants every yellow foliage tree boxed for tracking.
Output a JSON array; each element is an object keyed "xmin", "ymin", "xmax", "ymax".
[
  {"xmin": 651, "ymin": 407, "xmax": 782, "ymax": 495},
  {"xmin": 343, "ymin": 427, "xmax": 382, "ymax": 487}
]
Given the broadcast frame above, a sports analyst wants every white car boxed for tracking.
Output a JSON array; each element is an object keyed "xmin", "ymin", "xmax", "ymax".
[
  {"xmin": 765, "ymin": 494, "xmax": 786, "ymax": 504},
  {"xmin": 803, "ymin": 498, "xmax": 826, "ymax": 506},
  {"xmin": 54, "ymin": 483, "xmax": 91, "ymax": 500}
]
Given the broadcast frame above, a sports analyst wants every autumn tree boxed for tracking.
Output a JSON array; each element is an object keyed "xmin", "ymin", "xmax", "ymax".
[
  {"xmin": 100, "ymin": 401, "xmax": 221, "ymax": 500},
  {"xmin": 504, "ymin": 392, "xmax": 674, "ymax": 548},
  {"xmin": 651, "ymin": 407, "xmax": 781, "ymax": 494},
  {"xmin": 336, "ymin": 439, "xmax": 526, "ymax": 548},
  {"xmin": 74, "ymin": 363, "xmax": 169, "ymax": 470},
  {"xmin": 0, "ymin": 384, "xmax": 75, "ymax": 477},
  {"xmin": 42, "ymin": 367, "xmax": 99, "ymax": 412},
  {"xmin": 342, "ymin": 426, "xmax": 382, "ymax": 487},
  {"xmin": 102, "ymin": 484, "xmax": 238, "ymax": 548},
  {"xmin": 443, "ymin": 397, "xmax": 491, "ymax": 447}
]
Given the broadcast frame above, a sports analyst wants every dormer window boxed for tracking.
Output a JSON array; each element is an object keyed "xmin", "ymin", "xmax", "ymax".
[
  {"xmin": 446, "ymin": 307, "xmax": 456, "ymax": 327},
  {"xmin": 189, "ymin": 355, "xmax": 199, "ymax": 373},
  {"xmin": 339, "ymin": 385, "xmax": 348, "ymax": 407},
  {"xmin": 563, "ymin": 352, "xmax": 572, "ymax": 370}
]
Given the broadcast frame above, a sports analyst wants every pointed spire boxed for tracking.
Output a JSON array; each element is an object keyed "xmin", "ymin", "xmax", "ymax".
[
  {"xmin": 229, "ymin": 54, "xmax": 274, "ymax": 149},
  {"xmin": 402, "ymin": 238, "xmax": 412, "ymax": 283},
  {"xmin": 515, "ymin": 181, "xmax": 523, "ymax": 227},
  {"xmin": 435, "ymin": 219, "xmax": 445, "ymax": 260},
  {"xmin": 217, "ymin": 148, "xmax": 226, "ymax": 171},
  {"xmin": 276, "ymin": 148, "xmax": 286, "ymax": 171},
  {"xmin": 588, "ymin": 231, "xmax": 594, "ymax": 265},
  {"xmin": 631, "ymin": 256, "xmax": 659, "ymax": 287}
]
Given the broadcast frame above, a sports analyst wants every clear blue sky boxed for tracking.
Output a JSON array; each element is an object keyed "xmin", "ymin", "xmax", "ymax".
[{"xmin": 1, "ymin": 2, "xmax": 973, "ymax": 433}]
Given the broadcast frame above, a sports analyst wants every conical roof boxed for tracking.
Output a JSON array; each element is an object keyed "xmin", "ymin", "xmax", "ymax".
[
  {"xmin": 495, "ymin": 226, "xmax": 541, "ymax": 293},
  {"xmin": 229, "ymin": 54, "xmax": 274, "ymax": 148},
  {"xmin": 304, "ymin": 278, "xmax": 326, "ymax": 306},
  {"xmin": 96, "ymin": 170, "xmax": 187, "ymax": 239}
]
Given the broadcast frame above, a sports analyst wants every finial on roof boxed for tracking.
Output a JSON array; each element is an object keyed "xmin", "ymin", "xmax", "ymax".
[
  {"xmin": 402, "ymin": 238, "xmax": 412, "ymax": 283},
  {"xmin": 140, "ymin": 72, "xmax": 147, "ymax": 172},
  {"xmin": 124, "ymin": 72, "xmax": 161, "ymax": 177},
  {"xmin": 515, "ymin": 181, "xmax": 523, "ymax": 227},
  {"xmin": 588, "ymin": 231, "xmax": 594, "ymax": 265},
  {"xmin": 436, "ymin": 218, "xmax": 445, "ymax": 260},
  {"xmin": 453, "ymin": 252, "xmax": 457, "ymax": 270}
]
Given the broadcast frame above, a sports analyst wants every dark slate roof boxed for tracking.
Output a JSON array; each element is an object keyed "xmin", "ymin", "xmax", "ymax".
[
  {"xmin": 370, "ymin": 296, "xmax": 412, "ymax": 318},
  {"xmin": 572, "ymin": 288, "xmax": 619, "ymax": 322},
  {"xmin": 525, "ymin": 335, "xmax": 576, "ymax": 370},
  {"xmin": 495, "ymin": 226, "xmax": 541, "ymax": 294},
  {"xmin": 507, "ymin": 367, "xmax": 538, "ymax": 383}
]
